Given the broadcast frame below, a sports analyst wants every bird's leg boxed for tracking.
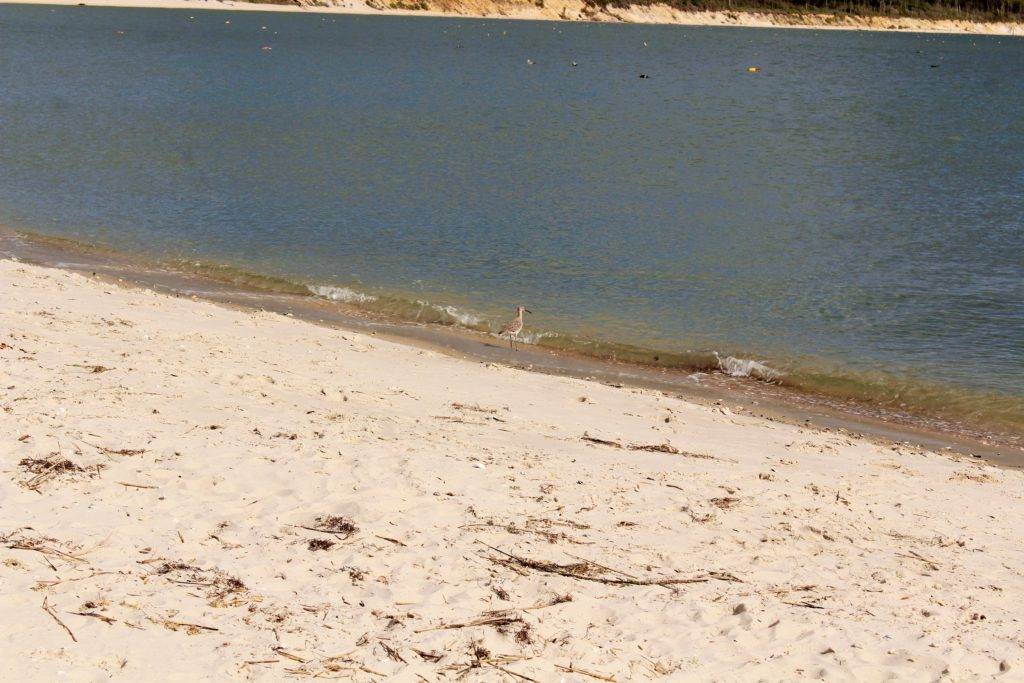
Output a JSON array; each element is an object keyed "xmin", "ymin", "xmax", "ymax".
[{"xmin": 509, "ymin": 336, "xmax": 514, "ymax": 351}]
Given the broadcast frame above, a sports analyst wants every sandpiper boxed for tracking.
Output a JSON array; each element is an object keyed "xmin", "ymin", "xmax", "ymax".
[{"xmin": 499, "ymin": 305, "xmax": 531, "ymax": 351}]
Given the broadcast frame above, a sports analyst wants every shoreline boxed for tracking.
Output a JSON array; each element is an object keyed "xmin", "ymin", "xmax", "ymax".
[
  {"xmin": 3, "ymin": 0, "xmax": 1023, "ymax": 35},
  {"xmin": 3, "ymin": 253, "xmax": 1024, "ymax": 680},
  {"xmin": 3, "ymin": 228, "xmax": 1021, "ymax": 466}
]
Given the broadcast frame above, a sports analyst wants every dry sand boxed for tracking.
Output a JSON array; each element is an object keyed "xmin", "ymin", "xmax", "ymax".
[
  {"xmin": 2, "ymin": 258, "xmax": 1023, "ymax": 681},
  {"xmin": 6, "ymin": 0, "xmax": 1024, "ymax": 35}
]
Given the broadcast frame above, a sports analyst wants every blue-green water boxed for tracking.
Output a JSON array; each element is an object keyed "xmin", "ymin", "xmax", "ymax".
[{"xmin": 0, "ymin": 5, "xmax": 1022, "ymax": 431}]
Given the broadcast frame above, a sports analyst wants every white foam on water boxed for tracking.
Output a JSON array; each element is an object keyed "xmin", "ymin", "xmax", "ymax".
[
  {"xmin": 517, "ymin": 330, "xmax": 556, "ymax": 345},
  {"xmin": 715, "ymin": 352, "xmax": 783, "ymax": 382},
  {"xmin": 413, "ymin": 300, "xmax": 485, "ymax": 327},
  {"xmin": 438, "ymin": 305, "xmax": 484, "ymax": 327},
  {"xmin": 308, "ymin": 284, "xmax": 378, "ymax": 304}
]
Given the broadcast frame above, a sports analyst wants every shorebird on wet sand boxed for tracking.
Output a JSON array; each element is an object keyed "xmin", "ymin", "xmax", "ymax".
[{"xmin": 499, "ymin": 305, "xmax": 531, "ymax": 351}]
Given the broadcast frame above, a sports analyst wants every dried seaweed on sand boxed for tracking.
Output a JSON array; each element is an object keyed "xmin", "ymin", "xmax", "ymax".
[
  {"xmin": 582, "ymin": 435, "xmax": 718, "ymax": 460},
  {"xmin": 480, "ymin": 543, "xmax": 740, "ymax": 587},
  {"xmin": 295, "ymin": 515, "xmax": 358, "ymax": 539},
  {"xmin": 17, "ymin": 456, "xmax": 99, "ymax": 490},
  {"xmin": 2, "ymin": 528, "xmax": 89, "ymax": 565},
  {"xmin": 155, "ymin": 561, "xmax": 247, "ymax": 604}
]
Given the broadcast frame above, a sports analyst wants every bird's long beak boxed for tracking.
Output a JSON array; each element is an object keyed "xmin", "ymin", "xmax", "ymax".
[{"xmin": 525, "ymin": 309, "xmax": 533, "ymax": 314}]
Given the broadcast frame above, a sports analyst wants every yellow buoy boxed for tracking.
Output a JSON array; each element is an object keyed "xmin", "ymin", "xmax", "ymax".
[{"xmin": 747, "ymin": 66, "xmax": 760, "ymax": 73}]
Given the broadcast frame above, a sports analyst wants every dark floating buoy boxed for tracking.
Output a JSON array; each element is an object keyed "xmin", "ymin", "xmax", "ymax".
[{"xmin": 930, "ymin": 63, "xmax": 940, "ymax": 68}]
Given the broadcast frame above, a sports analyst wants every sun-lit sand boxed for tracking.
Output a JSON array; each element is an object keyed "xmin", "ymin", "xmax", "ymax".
[
  {"xmin": 6, "ymin": 0, "xmax": 1024, "ymax": 35},
  {"xmin": 2, "ymin": 258, "xmax": 1022, "ymax": 680}
]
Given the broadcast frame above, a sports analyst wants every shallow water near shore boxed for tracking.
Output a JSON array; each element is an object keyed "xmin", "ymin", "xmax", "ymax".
[{"xmin": 0, "ymin": 5, "xmax": 1022, "ymax": 435}]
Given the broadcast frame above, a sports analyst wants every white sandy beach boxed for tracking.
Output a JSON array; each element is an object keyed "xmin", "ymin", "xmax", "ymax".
[
  {"xmin": 1, "ymin": 258, "xmax": 1023, "ymax": 681},
  {"xmin": 5, "ymin": 0, "xmax": 1024, "ymax": 35}
]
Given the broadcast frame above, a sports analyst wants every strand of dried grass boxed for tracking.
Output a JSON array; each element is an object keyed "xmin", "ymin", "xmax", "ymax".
[
  {"xmin": 522, "ymin": 595, "xmax": 573, "ymax": 611},
  {"xmin": 581, "ymin": 434, "xmax": 622, "ymax": 448},
  {"xmin": 272, "ymin": 647, "xmax": 307, "ymax": 663},
  {"xmin": 898, "ymin": 550, "xmax": 941, "ymax": 570},
  {"xmin": 80, "ymin": 439, "xmax": 146, "ymax": 456},
  {"xmin": 291, "ymin": 516, "xmax": 358, "ymax": 539},
  {"xmin": 164, "ymin": 620, "xmax": 219, "ymax": 632},
  {"xmin": 374, "ymin": 535, "xmax": 407, "ymax": 547},
  {"xmin": 70, "ymin": 611, "xmax": 116, "ymax": 625},
  {"xmin": 3, "ymin": 530, "xmax": 89, "ymax": 565},
  {"xmin": 564, "ymin": 552, "xmax": 637, "ymax": 579},
  {"xmin": 459, "ymin": 522, "xmax": 588, "ymax": 545},
  {"xmin": 414, "ymin": 611, "xmax": 524, "ymax": 633},
  {"xmin": 555, "ymin": 663, "xmax": 616, "ymax": 681},
  {"xmin": 378, "ymin": 640, "xmax": 406, "ymax": 663},
  {"xmin": 34, "ymin": 570, "xmax": 114, "ymax": 591},
  {"xmin": 490, "ymin": 663, "xmax": 540, "ymax": 682},
  {"xmin": 581, "ymin": 434, "xmax": 716, "ymax": 460},
  {"xmin": 481, "ymin": 543, "xmax": 739, "ymax": 587},
  {"xmin": 41, "ymin": 597, "xmax": 77, "ymax": 642}
]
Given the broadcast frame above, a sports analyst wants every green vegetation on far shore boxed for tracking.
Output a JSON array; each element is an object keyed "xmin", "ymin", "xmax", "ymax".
[
  {"xmin": 591, "ymin": 0, "xmax": 1023, "ymax": 21},
  {"xmin": 248, "ymin": 0, "xmax": 1023, "ymax": 23}
]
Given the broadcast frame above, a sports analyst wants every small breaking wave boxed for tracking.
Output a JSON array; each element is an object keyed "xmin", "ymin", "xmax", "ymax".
[
  {"xmin": 715, "ymin": 353, "xmax": 784, "ymax": 383},
  {"xmin": 306, "ymin": 280, "xmax": 491, "ymax": 331},
  {"xmin": 517, "ymin": 330, "xmax": 558, "ymax": 345},
  {"xmin": 309, "ymin": 284, "xmax": 378, "ymax": 304},
  {"xmin": 414, "ymin": 301, "xmax": 485, "ymax": 328}
]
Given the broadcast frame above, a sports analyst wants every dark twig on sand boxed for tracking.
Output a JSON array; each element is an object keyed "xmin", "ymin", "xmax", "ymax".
[
  {"xmin": 165, "ymin": 620, "xmax": 219, "ymax": 632},
  {"xmin": 629, "ymin": 443, "xmax": 716, "ymax": 459},
  {"xmin": 555, "ymin": 663, "xmax": 616, "ymax": 681},
  {"xmin": 490, "ymin": 663, "xmax": 540, "ymax": 682},
  {"xmin": 42, "ymin": 597, "xmax": 77, "ymax": 642},
  {"xmin": 480, "ymin": 542, "xmax": 739, "ymax": 587},
  {"xmin": 294, "ymin": 516, "xmax": 358, "ymax": 539},
  {"xmin": 70, "ymin": 611, "xmax": 117, "ymax": 625},
  {"xmin": 782, "ymin": 600, "xmax": 826, "ymax": 609},
  {"xmin": 374, "ymin": 535, "xmax": 407, "ymax": 547},
  {"xmin": 413, "ymin": 649, "xmax": 443, "ymax": 662},
  {"xmin": 581, "ymin": 434, "xmax": 622, "ymax": 448},
  {"xmin": 582, "ymin": 435, "xmax": 717, "ymax": 460},
  {"xmin": 414, "ymin": 611, "xmax": 524, "ymax": 633},
  {"xmin": 68, "ymin": 364, "xmax": 113, "ymax": 373},
  {"xmin": 378, "ymin": 640, "xmax": 406, "ymax": 663},
  {"xmin": 272, "ymin": 647, "xmax": 307, "ymax": 662}
]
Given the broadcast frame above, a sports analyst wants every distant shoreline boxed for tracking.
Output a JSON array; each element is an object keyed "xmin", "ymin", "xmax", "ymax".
[
  {"xmin": 3, "ymin": 227, "xmax": 1021, "ymax": 464},
  {"xmin": 4, "ymin": 0, "xmax": 1023, "ymax": 35}
]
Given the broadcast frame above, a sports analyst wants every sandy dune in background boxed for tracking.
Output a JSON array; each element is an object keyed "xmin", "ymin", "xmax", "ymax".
[
  {"xmin": 6, "ymin": 0, "xmax": 1024, "ymax": 35},
  {"xmin": 1, "ymin": 258, "xmax": 1022, "ymax": 681}
]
